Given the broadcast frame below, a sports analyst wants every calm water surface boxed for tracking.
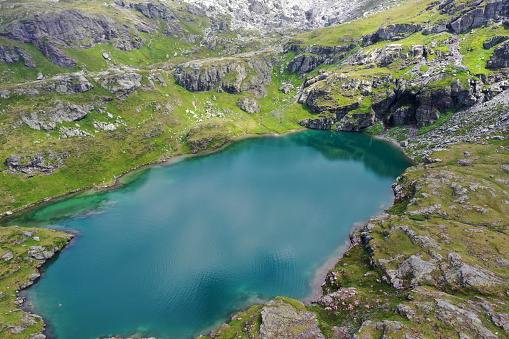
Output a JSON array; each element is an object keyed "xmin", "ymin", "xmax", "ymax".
[{"xmin": 3, "ymin": 130, "xmax": 411, "ymax": 339}]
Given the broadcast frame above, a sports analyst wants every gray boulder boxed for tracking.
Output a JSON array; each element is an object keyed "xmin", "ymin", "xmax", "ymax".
[
  {"xmin": 237, "ymin": 97, "xmax": 261, "ymax": 114},
  {"xmin": 27, "ymin": 246, "xmax": 56, "ymax": 260}
]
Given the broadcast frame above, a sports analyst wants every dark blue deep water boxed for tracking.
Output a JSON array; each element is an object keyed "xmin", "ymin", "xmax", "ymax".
[{"xmin": 3, "ymin": 130, "xmax": 411, "ymax": 339}]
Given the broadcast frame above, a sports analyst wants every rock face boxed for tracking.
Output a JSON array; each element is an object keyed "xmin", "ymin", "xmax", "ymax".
[
  {"xmin": 260, "ymin": 298, "xmax": 325, "ymax": 339},
  {"xmin": 0, "ymin": 8, "xmax": 145, "ymax": 67},
  {"xmin": 237, "ymin": 97, "xmax": 261, "ymax": 114},
  {"xmin": 116, "ymin": 0, "xmax": 214, "ymax": 41},
  {"xmin": 448, "ymin": 0, "xmax": 509, "ymax": 34},
  {"xmin": 286, "ymin": 44, "xmax": 356, "ymax": 74},
  {"xmin": 0, "ymin": 45, "xmax": 35, "ymax": 68},
  {"xmin": 5, "ymin": 151, "xmax": 70, "ymax": 175},
  {"xmin": 174, "ymin": 51, "xmax": 278, "ymax": 98}
]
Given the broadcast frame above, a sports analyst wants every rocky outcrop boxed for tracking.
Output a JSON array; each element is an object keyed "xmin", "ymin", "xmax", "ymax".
[
  {"xmin": 101, "ymin": 73, "xmax": 142, "ymax": 99},
  {"xmin": 364, "ymin": 24, "xmax": 422, "ymax": 45},
  {"xmin": 448, "ymin": 0, "xmax": 509, "ymax": 34},
  {"xmin": 286, "ymin": 44, "xmax": 356, "ymax": 74},
  {"xmin": 382, "ymin": 252, "xmax": 504, "ymax": 290},
  {"xmin": 132, "ymin": 2, "xmax": 186, "ymax": 38},
  {"xmin": 295, "ymin": 36, "xmax": 480, "ymax": 131},
  {"xmin": 237, "ymin": 97, "xmax": 261, "ymax": 113},
  {"xmin": 358, "ymin": 0, "xmax": 509, "ymax": 41},
  {"xmin": 0, "ymin": 46, "xmax": 35, "ymax": 68},
  {"xmin": 483, "ymin": 35, "xmax": 509, "ymax": 49},
  {"xmin": 5, "ymin": 151, "xmax": 70, "ymax": 175},
  {"xmin": 133, "ymin": 2, "xmax": 178, "ymax": 21},
  {"xmin": 53, "ymin": 73, "xmax": 94, "ymax": 94},
  {"xmin": 260, "ymin": 298, "xmax": 324, "ymax": 339},
  {"xmin": 394, "ymin": 288, "xmax": 499, "ymax": 339},
  {"xmin": 174, "ymin": 51, "xmax": 278, "ymax": 98},
  {"xmin": 21, "ymin": 101, "xmax": 98, "ymax": 131},
  {"xmin": 487, "ymin": 40, "xmax": 509, "ymax": 69},
  {"xmin": 28, "ymin": 245, "xmax": 59, "ymax": 261},
  {"xmin": 350, "ymin": 43, "xmax": 428, "ymax": 67},
  {"xmin": 0, "ymin": 8, "xmax": 145, "ymax": 67}
]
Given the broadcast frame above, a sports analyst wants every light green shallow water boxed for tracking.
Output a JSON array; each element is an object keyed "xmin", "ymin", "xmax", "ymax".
[{"xmin": 2, "ymin": 130, "xmax": 412, "ymax": 339}]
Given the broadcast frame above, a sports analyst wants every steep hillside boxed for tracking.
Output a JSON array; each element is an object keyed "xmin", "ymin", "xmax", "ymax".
[{"xmin": 0, "ymin": 0, "xmax": 508, "ymax": 337}]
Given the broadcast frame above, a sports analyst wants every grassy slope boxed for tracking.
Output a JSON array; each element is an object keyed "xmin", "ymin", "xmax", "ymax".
[{"xmin": 0, "ymin": 0, "xmax": 508, "ymax": 337}]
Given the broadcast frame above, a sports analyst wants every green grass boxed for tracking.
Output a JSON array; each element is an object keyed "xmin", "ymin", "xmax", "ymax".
[
  {"xmin": 364, "ymin": 122, "xmax": 384, "ymax": 135},
  {"xmin": 459, "ymin": 24, "xmax": 509, "ymax": 75}
]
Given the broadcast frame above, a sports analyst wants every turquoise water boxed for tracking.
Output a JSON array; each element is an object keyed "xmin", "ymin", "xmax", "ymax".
[{"xmin": 3, "ymin": 130, "xmax": 411, "ymax": 339}]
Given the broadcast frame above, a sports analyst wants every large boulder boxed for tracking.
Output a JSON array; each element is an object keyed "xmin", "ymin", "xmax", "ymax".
[{"xmin": 237, "ymin": 97, "xmax": 261, "ymax": 114}]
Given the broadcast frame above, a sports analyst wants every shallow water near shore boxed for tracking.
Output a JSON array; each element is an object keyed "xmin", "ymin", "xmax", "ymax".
[{"xmin": 2, "ymin": 130, "xmax": 411, "ymax": 339}]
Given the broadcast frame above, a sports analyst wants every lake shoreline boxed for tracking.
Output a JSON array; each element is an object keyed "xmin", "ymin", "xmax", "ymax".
[
  {"xmin": 1, "ymin": 128, "xmax": 414, "ymax": 339},
  {"xmin": 0, "ymin": 129, "xmax": 305, "ymax": 224}
]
